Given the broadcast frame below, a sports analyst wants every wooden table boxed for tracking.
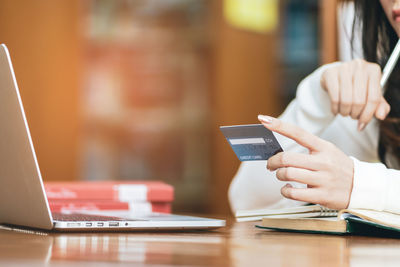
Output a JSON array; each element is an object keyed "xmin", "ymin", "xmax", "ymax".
[{"xmin": 1, "ymin": 218, "xmax": 400, "ymax": 266}]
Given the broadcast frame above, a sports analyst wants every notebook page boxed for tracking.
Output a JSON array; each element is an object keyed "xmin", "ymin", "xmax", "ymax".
[
  {"xmin": 237, "ymin": 211, "xmax": 338, "ymax": 222},
  {"xmin": 340, "ymin": 209, "xmax": 400, "ymax": 229},
  {"xmin": 236, "ymin": 205, "xmax": 337, "ymax": 218}
]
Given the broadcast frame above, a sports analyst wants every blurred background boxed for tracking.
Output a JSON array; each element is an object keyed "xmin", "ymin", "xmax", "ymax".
[{"xmin": 0, "ymin": 0, "xmax": 344, "ymax": 215}]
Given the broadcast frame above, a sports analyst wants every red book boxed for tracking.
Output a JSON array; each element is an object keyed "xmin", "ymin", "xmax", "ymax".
[
  {"xmin": 49, "ymin": 200, "xmax": 171, "ymax": 214},
  {"xmin": 44, "ymin": 181, "xmax": 174, "ymax": 202}
]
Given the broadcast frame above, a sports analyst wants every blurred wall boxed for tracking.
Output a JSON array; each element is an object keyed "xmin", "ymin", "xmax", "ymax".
[
  {"xmin": 210, "ymin": 1, "xmax": 282, "ymax": 214},
  {"xmin": 320, "ymin": 0, "xmax": 338, "ymax": 64},
  {"xmin": 0, "ymin": 0, "xmax": 81, "ymax": 181}
]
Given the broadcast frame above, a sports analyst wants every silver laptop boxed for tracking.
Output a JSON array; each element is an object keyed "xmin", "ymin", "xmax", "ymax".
[{"xmin": 0, "ymin": 44, "xmax": 225, "ymax": 231}]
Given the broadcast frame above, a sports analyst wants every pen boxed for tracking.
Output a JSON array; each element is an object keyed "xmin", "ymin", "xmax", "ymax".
[
  {"xmin": 358, "ymin": 39, "xmax": 400, "ymax": 131},
  {"xmin": 380, "ymin": 39, "xmax": 400, "ymax": 90}
]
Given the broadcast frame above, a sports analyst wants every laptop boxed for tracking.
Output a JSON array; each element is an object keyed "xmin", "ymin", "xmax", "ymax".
[{"xmin": 0, "ymin": 44, "xmax": 225, "ymax": 231}]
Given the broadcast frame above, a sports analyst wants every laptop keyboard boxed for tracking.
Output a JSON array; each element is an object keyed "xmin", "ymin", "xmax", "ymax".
[{"xmin": 52, "ymin": 212, "xmax": 130, "ymax": 222}]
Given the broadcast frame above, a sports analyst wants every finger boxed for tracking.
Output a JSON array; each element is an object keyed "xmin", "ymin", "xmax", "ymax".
[
  {"xmin": 338, "ymin": 66, "xmax": 353, "ymax": 116},
  {"xmin": 258, "ymin": 115, "xmax": 327, "ymax": 152},
  {"xmin": 321, "ymin": 69, "xmax": 340, "ymax": 115},
  {"xmin": 374, "ymin": 97, "xmax": 390, "ymax": 120},
  {"xmin": 281, "ymin": 184, "xmax": 323, "ymax": 204},
  {"xmin": 350, "ymin": 68, "xmax": 368, "ymax": 119},
  {"xmin": 268, "ymin": 152, "xmax": 321, "ymax": 171},
  {"xmin": 276, "ymin": 167, "xmax": 321, "ymax": 186},
  {"xmin": 358, "ymin": 65, "xmax": 382, "ymax": 130}
]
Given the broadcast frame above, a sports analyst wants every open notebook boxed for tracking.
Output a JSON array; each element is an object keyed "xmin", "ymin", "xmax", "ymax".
[
  {"xmin": 256, "ymin": 209, "xmax": 400, "ymax": 237},
  {"xmin": 235, "ymin": 205, "xmax": 337, "ymax": 222}
]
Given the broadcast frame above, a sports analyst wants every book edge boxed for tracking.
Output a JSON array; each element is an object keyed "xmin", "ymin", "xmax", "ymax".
[{"xmin": 255, "ymin": 225, "xmax": 348, "ymax": 235}]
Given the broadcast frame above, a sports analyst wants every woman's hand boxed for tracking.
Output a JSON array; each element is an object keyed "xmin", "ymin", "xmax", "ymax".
[
  {"xmin": 320, "ymin": 59, "xmax": 390, "ymax": 131},
  {"xmin": 258, "ymin": 115, "xmax": 354, "ymax": 210}
]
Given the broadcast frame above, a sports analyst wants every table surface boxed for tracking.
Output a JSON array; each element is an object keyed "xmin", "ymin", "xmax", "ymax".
[{"xmin": 2, "ymin": 216, "xmax": 400, "ymax": 267}]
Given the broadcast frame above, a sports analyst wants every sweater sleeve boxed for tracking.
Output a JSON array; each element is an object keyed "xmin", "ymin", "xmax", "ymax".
[
  {"xmin": 349, "ymin": 157, "xmax": 400, "ymax": 214},
  {"xmin": 228, "ymin": 63, "xmax": 340, "ymax": 212},
  {"xmin": 277, "ymin": 63, "xmax": 337, "ymax": 140}
]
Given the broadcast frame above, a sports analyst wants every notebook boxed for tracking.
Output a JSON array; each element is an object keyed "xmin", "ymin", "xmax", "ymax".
[
  {"xmin": 235, "ymin": 205, "xmax": 337, "ymax": 222},
  {"xmin": 256, "ymin": 208, "xmax": 400, "ymax": 237}
]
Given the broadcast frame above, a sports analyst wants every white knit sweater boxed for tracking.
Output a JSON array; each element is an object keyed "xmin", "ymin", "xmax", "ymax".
[{"xmin": 228, "ymin": 63, "xmax": 400, "ymax": 214}]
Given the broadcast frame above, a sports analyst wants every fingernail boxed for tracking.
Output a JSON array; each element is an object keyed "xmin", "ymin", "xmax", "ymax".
[
  {"xmin": 358, "ymin": 122, "xmax": 366, "ymax": 132},
  {"xmin": 258, "ymin": 115, "xmax": 273, "ymax": 124}
]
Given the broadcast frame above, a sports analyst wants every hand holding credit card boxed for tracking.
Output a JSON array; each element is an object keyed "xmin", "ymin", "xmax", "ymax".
[{"xmin": 220, "ymin": 124, "xmax": 283, "ymax": 161}]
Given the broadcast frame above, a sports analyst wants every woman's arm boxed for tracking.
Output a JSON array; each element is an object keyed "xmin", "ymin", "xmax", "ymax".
[{"xmin": 350, "ymin": 158, "xmax": 400, "ymax": 214}]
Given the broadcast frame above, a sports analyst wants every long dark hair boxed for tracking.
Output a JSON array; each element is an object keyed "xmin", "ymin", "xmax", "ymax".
[{"xmin": 353, "ymin": 0, "xmax": 400, "ymax": 167}]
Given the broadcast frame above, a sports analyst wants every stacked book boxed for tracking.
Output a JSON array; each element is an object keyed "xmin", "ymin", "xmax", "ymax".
[
  {"xmin": 44, "ymin": 181, "xmax": 174, "ymax": 215},
  {"xmin": 236, "ymin": 204, "xmax": 400, "ymax": 236}
]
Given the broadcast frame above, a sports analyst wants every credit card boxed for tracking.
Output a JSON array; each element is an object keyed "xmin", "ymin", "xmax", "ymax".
[{"xmin": 220, "ymin": 124, "xmax": 283, "ymax": 161}]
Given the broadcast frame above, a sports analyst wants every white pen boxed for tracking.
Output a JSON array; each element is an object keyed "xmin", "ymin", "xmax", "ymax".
[
  {"xmin": 358, "ymin": 39, "xmax": 400, "ymax": 131},
  {"xmin": 380, "ymin": 39, "xmax": 400, "ymax": 90}
]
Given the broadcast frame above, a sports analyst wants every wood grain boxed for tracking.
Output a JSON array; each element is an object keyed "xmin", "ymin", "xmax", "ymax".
[{"xmin": 1, "ymin": 219, "xmax": 400, "ymax": 266}]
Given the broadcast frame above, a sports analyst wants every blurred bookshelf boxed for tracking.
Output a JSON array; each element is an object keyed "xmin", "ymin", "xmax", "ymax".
[
  {"xmin": 279, "ymin": 0, "xmax": 321, "ymax": 106},
  {"xmin": 80, "ymin": 0, "xmax": 212, "ymax": 212}
]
